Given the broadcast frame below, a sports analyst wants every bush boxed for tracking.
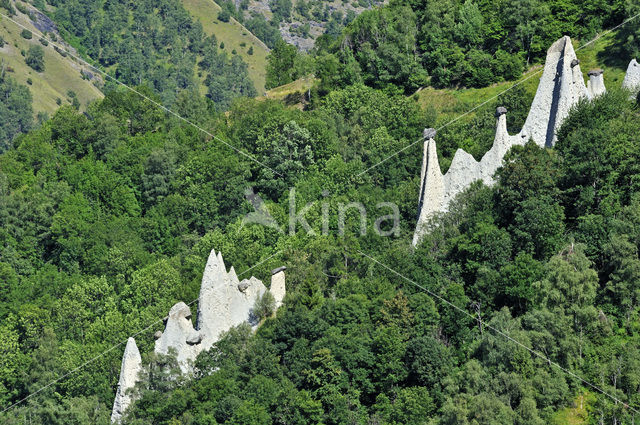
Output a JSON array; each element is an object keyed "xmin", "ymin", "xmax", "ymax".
[
  {"xmin": 26, "ymin": 78, "xmax": 32, "ymax": 85},
  {"xmin": 218, "ymin": 9, "xmax": 231, "ymax": 22},
  {"xmin": 25, "ymin": 45, "xmax": 45, "ymax": 71},
  {"xmin": 21, "ymin": 29, "xmax": 33, "ymax": 40},
  {"xmin": 0, "ymin": 0, "xmax": 16, "ymax": 16},
  {"xmin": 247, "ymin": 46, "xmax": 254, "ymax": 55},
  {"xmin": 0, "ymin": 35, "xmax": 4, "ymax": 48},
  {"xmin": 253, "ymin": 291, "xmax": 275, "ymax": 321},
  {"xmin": 54, "ymin": 46, "xmax": 67, "ymax": 57},
  {"xmin": 39, "ymin": 37, "xmax": 48, "ymax": 46},
  {"xmin": 15, "ymin": 1, "xmax": 28, "ymax": 14}
]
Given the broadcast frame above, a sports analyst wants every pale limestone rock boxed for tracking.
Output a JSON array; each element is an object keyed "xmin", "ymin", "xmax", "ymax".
[
  {"xmin": 113, "ymin": 250, "xmax": 286, "ymax": 422},
  {"xmin": 521, "ymin": 36, "xmax": 588, "ymax": 148},
  {"xmin": 413, "ymin": 36, "xmax": 604, "ymax": 246},
  {"xmin": 196, "ymin": 250, "xmax": 268, "ymax": 352},
  {"xmin": 412, "ymin": 130, "xmax": 444, "ymax": 246},
  {"xmin": 111, "ymin": 338, "xmax": 142, "ymax": 424},
  {"xmin": 270, "ymin": 267, "xmax": 286, "ymax": 309},
  {"xmin": 154, "ymin": 302, "xmax": 202, "ymax": 374},
  {"xmin": 587, "ymin": 69, "xmax": 606, "ymax": 98},
  {"xmin": 622, "ymin": 59, "xmax": 640, "ymax": 96}
]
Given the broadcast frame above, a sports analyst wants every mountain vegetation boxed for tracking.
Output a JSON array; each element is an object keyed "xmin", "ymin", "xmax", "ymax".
[
  {"xmin": 0, "ymin": 74, "xmax": 33, "ymax": 152},
  {"xmin": 267, "ymin": 0, "xmax": 631, "ymax": 93},
  {"xmin": 1, "ymin": 0, "xmax": 640, "ymax": 424}
]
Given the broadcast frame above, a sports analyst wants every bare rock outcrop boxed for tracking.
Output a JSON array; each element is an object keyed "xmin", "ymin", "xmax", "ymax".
[
  {"xmin": 622, "ymin": 59, "xmax": 640, "ymax": 95},
  {"xmin": 111, "ymin": 338, "xmax": 142, "ymax": 423},
  {"xmin": 412, "ymin": 129, "xmax": 444, "ymax": 245},
  {"xmin": 111, "ymin": 249, "xmax": 286, "ymax": 422},
  {"xmin": 520, "ymin": 36, "xmax": 588, "ymax": 148},
  {"xmin": 196, "ymin": 250, "xmax": 268, "ymax": 351},
  {"xmin": 153, "ymin": 302, "xmax": 202, "ymax": 374},
  {"xmin": 587, "ymin": 69, "xmax": 606, "ymax": 98},
  {"xmin": 271, "ymin": 266, "xmax": 287, "ymax": 309},
  {"xmin": 414, "ymin": 37, "xmax": 640, "ymax": 246}
]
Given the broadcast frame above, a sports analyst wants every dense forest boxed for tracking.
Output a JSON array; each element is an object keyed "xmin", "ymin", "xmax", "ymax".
[
  {"xmin": 265, "ymin": 0, "xmax": 637, "ymax": 92},
  {"xmin": 1, "ymin": 0, "xmax": 640, "ymax": 423},
  {"xmin": 0, "ymin": 74, "xmax": 33, "ymax": 152},
  {"xmin": 1, "ymin": 81, "xmax": 640, "ymax": 424}
]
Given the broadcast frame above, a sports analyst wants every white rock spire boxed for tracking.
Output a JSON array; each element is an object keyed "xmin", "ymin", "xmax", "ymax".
[
  {"xmin": 622, "ymin": 59, "xmax": 640, "ymax": 95},
  {"xmin": 153, "ymin": 302, "xmax": 202, "ymax": 374},
  {"xmin": 112, "ymin": 249, "xmax": 286, "ymax": 422},
  {"xmin": 413, "ymin": 36, "xmax": 640, "ymax": 246},
  {"xmin": 587, "ymin": 69, "xmax": 606, "ymax": 98},
  {"xmin": 412, "ymin": 129, "xmax": 444, "ymax": 246},
  {"xmin": 111, "ymin": 338, "xmax": 142, "ymax": 423},
  {"xmin": 520, "ymin": 36, "xmax": 588, "ymax": 148}
]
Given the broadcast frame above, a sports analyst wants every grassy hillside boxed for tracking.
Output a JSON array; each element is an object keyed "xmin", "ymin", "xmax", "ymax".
[
  {"xmin": 262, "ymin": 75, "xmax": 316, "ymax": 107},
  {"xmin": 0, "ymin": 9, "xmax": 102, "ymax": 115},
  {"xmin": 182, "ymin": 0, "xmax": 269, "ymax": 94}
]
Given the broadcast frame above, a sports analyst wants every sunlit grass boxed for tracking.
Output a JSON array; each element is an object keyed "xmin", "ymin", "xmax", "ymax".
[
  {"xmin": 182, "ymin": 0, "xmax": 269, "ymax": 94},
  {"xmin": 0, "ymin": 14, "xmax": 103, "ymax": 115}
]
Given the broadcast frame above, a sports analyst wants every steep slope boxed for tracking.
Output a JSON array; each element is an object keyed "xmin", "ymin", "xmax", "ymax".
[
  {"xmin": 182, "ymin": 0, "xmax": 269, "ymax": 94},
  {"xmin": 0, "ymin": 5, "xmax": 103, "ymax": 115}
]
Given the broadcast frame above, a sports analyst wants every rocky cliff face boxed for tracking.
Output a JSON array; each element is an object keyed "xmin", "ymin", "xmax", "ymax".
[
  {"xmin": 111, "ymin": 249, "xmax": 286, "ymax": 422},
  {"xmin": 413, "ymin": 36, "xmax": 640, "ymax": 246}
]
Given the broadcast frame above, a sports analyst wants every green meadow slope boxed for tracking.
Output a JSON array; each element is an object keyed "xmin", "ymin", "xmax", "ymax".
[
  {"xmin": 182, "ymin": 0, "xmax": 269, "ymax": 94},
  {"xmin": 0, "ymin": 6, "xmax": 102, "ymax": 115}
]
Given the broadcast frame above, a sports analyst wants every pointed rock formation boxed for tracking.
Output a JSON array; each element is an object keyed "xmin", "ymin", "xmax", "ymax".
[
  {"xmin": 587, "ymin": 69, "xmax": 606, "ymax": 98},
  {"xmin": 478, "ymin": 107, "xmax": 525, "ymax": 185},
  {"xmin": 412, "ymin": 35, "xmax": 624, "ymax": 246},
  {"xmin": 623, "ymin": 59, "xmax": 640, "ymax": 95},
  {"xmin": 111, "ymin": 338, "xmax": 142, "ymax": 423},
  {"xmin": 520, "ymin": 36, "xmax": 588, "ymax": 148},
  {"xmin": 270, "ymin": 266, "xmax": 286, "ymax": 309},
  {"xmin": 112, "ymin": 250, "xmax": 287, "ymax": 422},
  {"xmin": 196, "ymin": 249, "xmax": 268, "ymax": 351},
  {"xmin": 413, "ymin": 129, "xmax": 444, "ymax": 245},
  {"xmin": 154, "ymin": 302, "xmax": 202, "ymax": 373}
]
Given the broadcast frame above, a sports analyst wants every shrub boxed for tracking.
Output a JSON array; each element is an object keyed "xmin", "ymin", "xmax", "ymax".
[
  {"xmin": 26, "ymin": 77, "xmax": 32, "ymax": 85},
  {"xmin": 39, "ymin": 37, "xmax": 48, "ymax": 46},
  {"xmin": 218, "ymin": 9, "xmax": 231, "ymax": 22},
  {"xmin": 21, "ymin": 29, "xmax": 32, "ymax": 40},
  {"xmin": 253, "ymin": 291, "xmax": 275, "ymax": 321},
  {"xmin": 247, "ymin": 46, "xmax": 253, "ymax": 55},
  {"xmin": 0, "ymin": 0, "xmax": 17, "ymax": 16},
  {"xmin": 15, "ymin": 1, "xmax": 28, "ymax": 14},
  {"xmin": 25, "ymin": 45, "xmax": 45, "ymax": 71}
]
